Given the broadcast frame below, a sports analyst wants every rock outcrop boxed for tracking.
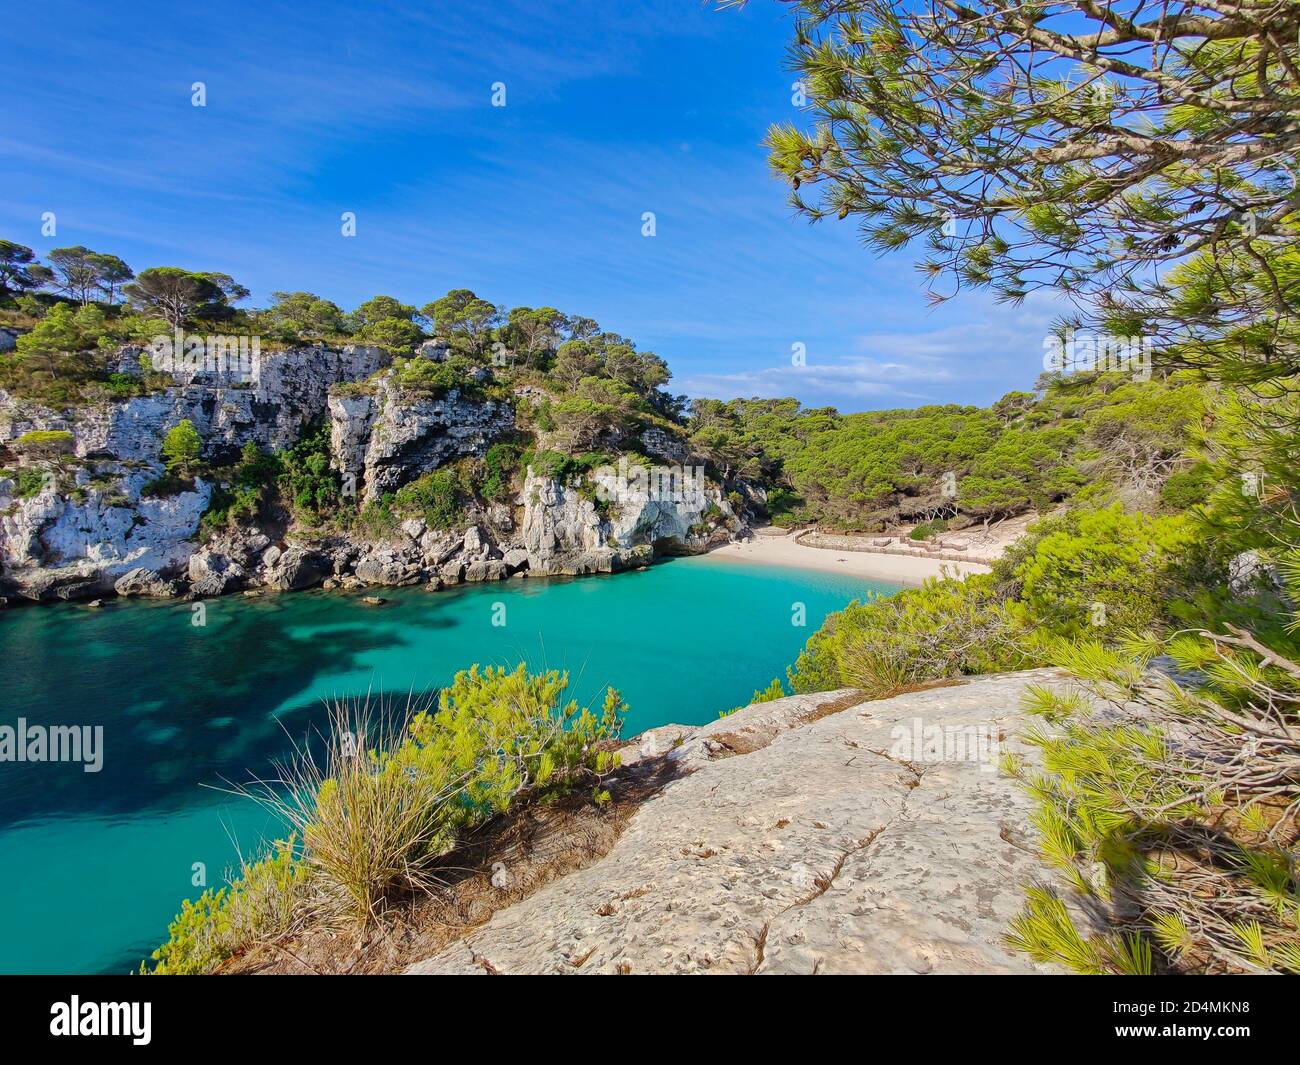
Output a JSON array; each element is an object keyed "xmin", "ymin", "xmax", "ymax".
[
  {"xmin": 327, "ymin": 376, "xmax": 515, "ymax": 504},
  {"xmin": 519, "ymin": 466, "xmax": 731, "ymax": 576},
  {"xmin": 0, "ymin": 344, "xmax": 388, "ymax": 465},
  {"xmin": 407, "ymin": 669, "xmax": 1098, "ymax": 975},
  {"xmin": 0, "ymin": 344, "xmax": 389, "ymax": 600},
  {"xmin": 114, "ymin": 567, "xmax": 182, "ymax": 598},
  {"xmin": 1, "ymin": 470, "xmax": 210, "ymax": 598},
  {"xmin": 0, "ymin": 344, "xmax": 750, "ymax": 602}
]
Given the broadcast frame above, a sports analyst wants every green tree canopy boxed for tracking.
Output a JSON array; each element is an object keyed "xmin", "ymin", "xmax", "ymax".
[
  {"xmin": 748, "ymin": 1, "xmax": 1298, "ymax": 343},
  {"xmin": 355, "ymin": 316, "xmax": 423, "ymax": 353},
  {"xmin": 46, "ymin": 246, "xmax": 134, "ymax": 304},
  {"xmin": 502, "ymin": 306, "xmax": 567, "ymax": 365},
  {"xmin": 0, "ymin": 240, "xmax": 51, "ymax": 299},
  {"xmin": 421, "ymin": 289, "xmax": 500, "ymax": 356},
  {"xmin": 263, "ymin": 291, "xmax": 347, "ymax": 338},
  {"xmin": 161, "ymin": 419, "xmax": 203, "ymax": 477},
  {"xmin": 348, "ymin": 294, "xmax": 418, "ymax": 329},
  {"xmin": 14, "ymin": 303, "xmax": 81, "ymax": 364},
  {"xmin": 124, "ymin": 268, "xmax": 232, "ymax": 328}
]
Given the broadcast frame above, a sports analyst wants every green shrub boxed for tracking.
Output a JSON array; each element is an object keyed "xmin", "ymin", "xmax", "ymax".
[
  {"xmin": 909, "ymin": 518, "xmax": 945, "ymax": 540},
  {"xmin": 393, "ymin": 469, "xmax": 460, "ymax": 528},
  {"xmin": 1008, "ymin": 505, "xmax": 1193, "ymax": 640},
  {"xmin": 534, "ymin": 399, "xmax": 557, "ymax": 432},
  {"xmin": 394, "ymin": 663, "xmax": 624, "ymax": 826},
  {"xmin": 523, "ymin": 448, "xmax": 572, "ymax": 481},
  {"xmin": 764, "ymin": 485, "xmax": 802, "ymax": 524},
  {"xmin": 278, "ymin": 421, "xmax": 340, "ymax": 520},
  {"xmin": 14, "ymin": 304, "xmax": 82, "ymax": 359},
  {"xmin": 2, "ymin": 466, "xmax": 53, "ymax": 498},
  {"xmin": 1159, "ymin": 461, "xmax": 1216, "ymax": 510},
  {"xmin": 0, "ymin": 307, "xmax": 169, "ymax": 405},
  {"xmin": 394, "ymin": 354, "xmax": 479, "ymax": 395},
  {"xmin": 146, "ymin": 839, "xmax": 302, "ymax": 975},
  {"xmin": 788, "ymin": 574, "xmax": 1038, "ymax": 697},
  {"xmin": 201, "ymin": 442, "xmax": 280, "ymax": 535},
  {"xmin": 355, "ymin": 317, "xmax": 423, "ymax": 353},
  {"xmin": 481, "ymin": 442, "xmax": 519, "ymax": 502},
  {"xmin": 161, "ymin": 419, "xmax": 202, "ymax": 477},
  {"xmin": 284, "ymin": 668, "xmax": 620, "ymax": 925},
  {"xmin": 522, "ymin": 448, "xmax": 610, "ymax": 485},
  {"xmin": 149, "ymin": 665, "xmax": 625, "ymax": 965},
  {"xmin": 355, "ymin": 494, "xmax": 400, "ymax": 539},
  {"xmin": 105, "ymin": 372, "xmax": 142, "ymax": 399},
  {"xmin": 1007, "ymin": 633, "xmax": 1300, "ymax": 974},
  {"xmin": 14, "ymin": 429, "xmax": 75, "ymax": 458}
]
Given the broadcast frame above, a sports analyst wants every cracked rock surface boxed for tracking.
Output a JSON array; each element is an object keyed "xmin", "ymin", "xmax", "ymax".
[{"xmin": 407, "ymin": 668, "xmax": 1091, "ymax": 975}]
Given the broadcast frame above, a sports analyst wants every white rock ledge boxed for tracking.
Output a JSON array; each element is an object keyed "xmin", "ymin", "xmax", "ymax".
[{"xmin": 407, "ymin": 668, "xmax": 1094, "ymax": 975}]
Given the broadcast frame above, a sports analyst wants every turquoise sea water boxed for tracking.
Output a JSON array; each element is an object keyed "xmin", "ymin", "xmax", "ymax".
[{"xmin": 0, "ymin": 555, "xmax": 897, "ymax": 974}]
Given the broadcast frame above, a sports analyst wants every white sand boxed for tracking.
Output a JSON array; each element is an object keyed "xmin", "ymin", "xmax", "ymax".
[{"xmin": 706, "ymin": 536, "xmax": 991, "ymax": 587}]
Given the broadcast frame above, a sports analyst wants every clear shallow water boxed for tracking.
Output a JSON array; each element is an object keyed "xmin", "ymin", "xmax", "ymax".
[{"xmin": 0, "ymin": 556, "xmax": 897, "ymax": 974}]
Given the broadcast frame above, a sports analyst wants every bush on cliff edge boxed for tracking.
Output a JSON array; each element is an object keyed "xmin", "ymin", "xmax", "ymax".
[{"xmin": 145, "ymin": 664, "xmax": 624, "ymax": 973}]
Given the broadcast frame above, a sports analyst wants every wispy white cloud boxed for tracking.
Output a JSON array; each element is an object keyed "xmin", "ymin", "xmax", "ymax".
[
  {"xmin": 678, "ymin": 290, "xmax": 1070, "ymax": 410},
  {"xmin": 678, "ymin": 357, "xmax": 944, "ymax": 404}
]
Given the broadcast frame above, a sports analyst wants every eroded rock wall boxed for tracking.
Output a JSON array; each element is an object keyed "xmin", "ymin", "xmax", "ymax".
[
  {"xmin": 327, "ymin": 376, "xmax": 515, "ymax": 504},
  {"xmin": 0, "ymin": 347, "xmax": 747, "ymax": 603}
]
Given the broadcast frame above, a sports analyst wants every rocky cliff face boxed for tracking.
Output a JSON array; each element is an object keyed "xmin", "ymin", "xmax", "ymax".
[
  {"xmin": 407, "ymin": 669, "xmax": 1103, "ymax": 975},
  {"xmin": 0, "ymin": 344, "xmax": 388, "ymax": 465},
  {"xmin": 327, "ymin": 376, "xmax": 515, "ymax": 505},
  {"xmin": 0, "ymin": 344, "xmax": 747, "ymax": 603},
  {"xmin": 0, "ymin": 344, "xmax": 386, "ymax": 601},
  {"xmin": 0, "ymin": 469, "xmax": 210, "ymax": 600},
  {"xmin": 521, "ymin": 467, "xmax": 733, "ymax": 576}
]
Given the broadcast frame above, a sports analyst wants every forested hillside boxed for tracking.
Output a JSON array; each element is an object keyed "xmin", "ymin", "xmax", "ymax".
[
  {"xmin": 689, "ymin": 373, "xmax": 1210, "ymax": 530},
  {"xmin": 3, "ymin": 240, "xmax": 1212, "ymax": 550}
]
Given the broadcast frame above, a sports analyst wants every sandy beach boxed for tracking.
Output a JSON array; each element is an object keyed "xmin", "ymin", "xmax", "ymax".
[{"xmin": 706, "ymin": 535, "xmax": 992, "ymax": 586}]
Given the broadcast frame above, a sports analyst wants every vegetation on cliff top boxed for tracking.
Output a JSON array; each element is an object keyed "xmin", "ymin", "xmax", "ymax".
[{"xmin": 692, "ymin": 372, "xmax": 1208, "ymax": 530}]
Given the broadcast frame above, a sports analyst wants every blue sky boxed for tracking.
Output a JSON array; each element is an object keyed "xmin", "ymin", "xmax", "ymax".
[{"xmin": 1, "ymin": 0, "xmax": 1060, "ymax": 411}]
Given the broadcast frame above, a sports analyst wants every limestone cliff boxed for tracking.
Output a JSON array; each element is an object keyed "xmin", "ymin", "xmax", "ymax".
[
  {"xmin": 0, "ymin": 343, "xmax": 388, "ymax": 464},
  {"xmin": 520, "ymin": 467, "xmax": 734, "ymax": 577},
  {"xmin": 327, "ymin": 375, "xmax": 515, "ymax": 505},
  {"xmin": 0, "ymin": 343, "xmax": 383, "ymax": 600},
  {"xmin": 0, "ymin": 343, "xmax": 747, "ymax": 603}
]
